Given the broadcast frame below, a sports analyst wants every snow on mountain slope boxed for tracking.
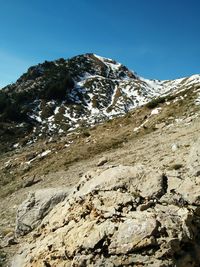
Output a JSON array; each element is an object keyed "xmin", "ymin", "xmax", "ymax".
[{"xmin": 1, "ymin": 53, "xmax": 200, "ymax": 145}]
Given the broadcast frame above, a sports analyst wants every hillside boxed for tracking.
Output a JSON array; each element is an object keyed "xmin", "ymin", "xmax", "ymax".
[
  {"xmin": 0, "ymin": 54, "xmax": 200, "ymax": 266},
  {"xmin": 0, "ymin": 53, "xmax": 200, "ymax": 153}
]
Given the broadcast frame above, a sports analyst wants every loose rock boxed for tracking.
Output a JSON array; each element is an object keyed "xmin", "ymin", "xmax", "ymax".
[
  {"xmin": 15, "ymin": 187, "xmax": 71, "ymax": 236},
  {"xmin": 97, "ymin": 156, "xmax": 108, "ymax": 166}
]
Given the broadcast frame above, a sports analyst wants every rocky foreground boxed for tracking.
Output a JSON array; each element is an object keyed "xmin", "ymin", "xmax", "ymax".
[
  {"xmin": 10, "ymin": 136, "xmax": 200, "ymax": 267},
  {"xmin": 1, "ymin": 60, "xmax": 200, "ymax": 265}
]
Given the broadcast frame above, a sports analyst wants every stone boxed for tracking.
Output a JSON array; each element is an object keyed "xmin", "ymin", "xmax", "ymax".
[
  {"xmin": 187, "ymin": 138, "xmax": 200, "ymax": 176},
  {"xmin": 137, "ymin": 173, "xmax": 167, "ymax": 199},
  {"xmin": 155, "ymin": 122, "xmax": 165, "ymax": 129},
  {"xmin": 97, "ymin": 156, "xmax": 108, "ymax": 166},
  {"xmin": 185, "ymin": 117, "xmax": 193, "ymax": 123},
  {"xmin": 15, "ymin": 187, "xmax": 71, "ymax": 236},
  {"xmin": 22, "ymin": 176, "xmax": 42, "ymax": 188},
  {"xmin": 0, "ymin": 233, "xmax": 18, "ymax": 248},
  {"xmin": 75, "ymin": 165, "xmax": 145, "ymax": 197},
  {"xmin": 171, "ymin": 143, "xmax": 179, "ymax": 152},
  {"xmin": 175, "ymin": 177, "xmax": 200, "ymax": 205},
  {"xmin": 109, "ymin": 215, "xmax": 158, "ymax": 254}
]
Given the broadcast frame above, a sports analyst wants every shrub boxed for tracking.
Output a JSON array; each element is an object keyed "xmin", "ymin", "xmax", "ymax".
[
  {"xmin": 81, "ymin": 130, "xmax": 90, "ymax": 138},
  {"xmin": 166, "ymin": 95, "xmax": 176, "ymax": 101},
  {"xmin": 0, "ymin": 91, "xmax": 10, "ymax": 113},
  {"xmin": 40, "ymin": 105, "xmax": 54, "ymax": 119},
  {"xmin": 0, "ymin": 91, "xmax": 27, "ymax": 122},
  {"xmin": 44, "ymin": 75, "xmax": 74, "ymax": 101},
  {"xmin": 146, "ymin": 96, "xmax": 166, "ymax": 109},
  {"xmin": 42, "ymin": 60, "xmax": 55, "ymax": 69},
  {"xmin": 18, "ymin": 65, "xmax": 44, "ymax": 82},
  {"xmin": 3, "ymin": 103, "xmax": 25, "ymax": 122},
  {"xmin": 12, "ymin": 90, "xmax": 35, "ymax": 104},
  {"xmin": 45, "ymin": 82, "xmax": 65, "ymax": 100},
  {"xmin": 0, "ymin": 90, "xmax": 35, "ymax": 122}
]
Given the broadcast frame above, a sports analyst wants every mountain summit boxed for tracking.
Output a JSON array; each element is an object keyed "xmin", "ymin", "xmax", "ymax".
[{"xmin": 0, "ymin": 53, "xmax": 200, "ymax": 151}]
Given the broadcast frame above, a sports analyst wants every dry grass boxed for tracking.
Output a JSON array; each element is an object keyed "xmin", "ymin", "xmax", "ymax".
[{"xmin": 0, "ymin": 86, "xmax": 199, "ymax": 199}]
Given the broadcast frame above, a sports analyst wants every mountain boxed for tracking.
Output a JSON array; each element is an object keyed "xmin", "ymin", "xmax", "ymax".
[
  {"xmin": 1, "ymin": 53, "xmax": 200, "ymax": 152},
  {"xmin": 1, "ymin": 54, "xmax": 200, "ymax": 266}
]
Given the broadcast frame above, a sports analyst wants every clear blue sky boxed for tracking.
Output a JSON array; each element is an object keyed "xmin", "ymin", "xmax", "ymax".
[{"xmin": 0, "ymin": 0, "xmax": 200, "ymax": 88}]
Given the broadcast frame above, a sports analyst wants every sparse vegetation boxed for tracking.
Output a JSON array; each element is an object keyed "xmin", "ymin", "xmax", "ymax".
[
  {"xmin": 3, "ymin": 103, "xmax": 25, "ymax": 122},
  {"xmin": 169, "ymin": 163, "xmax": 183, "ymax": 170},
  {"xmin": 0, "ymin": 90, "xmax": 30, "ymax": 122},
  {"xmin": 0, "ymin": 250, "xmax": 7, "ymax": 267},
  {"xmin": 81, "ymin": 130, "xmax": 91, "ymax": 138},
  {"xmin": 0, "ymin": 92, "xmax": 10, "ymax": 113},
  {"xmin": 40, "ymin": 103, "xmax": 54, "ymax": 119},
  {"xmin": 43, "ymin": 75, "xmax": 74, "ymax": 101},
  {"xmin": 146, "ymin": 96, "xmax": 166, "ymax": 109}
]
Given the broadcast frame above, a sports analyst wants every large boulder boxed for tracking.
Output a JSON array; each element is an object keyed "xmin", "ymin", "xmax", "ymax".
[
  {"xmin": 75, "ymin": 165, "xmax": 165, "ymax": 199},
  {"xmin": 15, "ymin": 187, "xmax": 71, "ymax": 236},
  {"xmin": 12, "ymin": 165, "xmax": 200, "ymax": 267}
]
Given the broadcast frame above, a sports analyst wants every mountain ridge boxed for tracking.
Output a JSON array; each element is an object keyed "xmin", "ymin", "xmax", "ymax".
[{"xmin": 0, "ymin": 53, "xmax": 200, "ymax": 152}]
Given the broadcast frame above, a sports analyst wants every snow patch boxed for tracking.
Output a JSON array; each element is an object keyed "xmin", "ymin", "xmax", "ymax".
[
  {"xmin": 93, "ymin": 54, "xmax": 121, "ymax": 71},
  {"xmin": 54, "ymin": 107, "xmax": 60, "ymax": 114},
  {"xmin": 151, "ymin": 108, "xmax": 162, "ymax": 115},
  {"xmin": 39, "ymin": 150, "xmax": 51, "ymax": 157},
  {"xmin": 13, "ymin": 143, "xmax": 19, "ymax": 148}
]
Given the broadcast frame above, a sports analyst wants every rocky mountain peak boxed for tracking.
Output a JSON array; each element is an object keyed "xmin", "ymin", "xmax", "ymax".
[
  {"xmin": 0, "ymin": 54, "xmax": 200, "ymax": 153},
  {"xmin": 15, "ymin": 53, "xmax": 136, "ymax": 86}
]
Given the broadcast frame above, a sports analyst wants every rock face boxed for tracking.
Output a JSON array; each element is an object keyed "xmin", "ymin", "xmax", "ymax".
[
  {"xmin": 187, "ymin": 137, "xmax": 200, "ymax": 176},
  {"xmin": 15, "ymin": 187, "xmax": 71, "ymax": 236},
  {"xmin": 12, "ymin": 165, "xmax": 200, "ymax": 267}
]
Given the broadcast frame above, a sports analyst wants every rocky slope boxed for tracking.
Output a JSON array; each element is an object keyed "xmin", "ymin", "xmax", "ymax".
[
  {"xmin": 0, "ymin": 53, "xmax": 200, "ymax": 152},
  {"xmin": 1, "ymin": 54, "xmax": 200, "ymax": 266},
  {"xmin": 11, "ymin": 136, "xmax": 200, "ymax": 267},
  {"xmin": 0, "ymin": 106, "xmax": 200, "ymax": 266}
]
